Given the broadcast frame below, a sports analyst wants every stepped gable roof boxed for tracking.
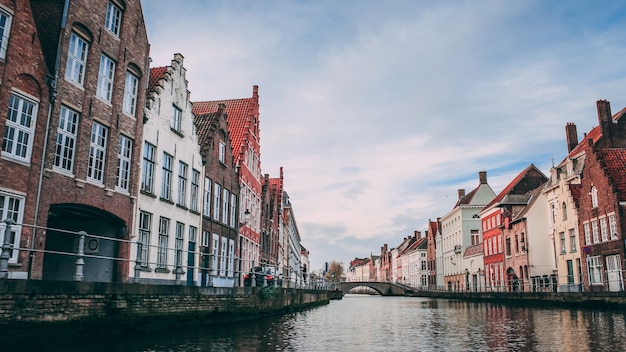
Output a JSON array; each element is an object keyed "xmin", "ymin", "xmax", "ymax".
[
  {"xmin": 597, "ymin": 149, "xmax": 626, "ymax": 201},
  {"xmin": 427, "ymin": 219, "xmax": 439, "ymax": 237},
  {"xmin": 148, "ymin": 66, "xmax": 168, "ymax": 92},
  {"xmin": 193, "ymin": 111, "xmax": 217, "ymax": 147},
  {"xmin": 193, "ymin": 97, "xmax": 255, "ymax": 160},
  {"xmin": 463, "ymin": 243, "xmax": 483, "ymax": 257},
  {"xmin": 567, "ymin": 106, "xmax": 625, "ymax": 158},
  {"xmin": 483, "ymin": 164, "xmax": 547, "ymax": 211}
]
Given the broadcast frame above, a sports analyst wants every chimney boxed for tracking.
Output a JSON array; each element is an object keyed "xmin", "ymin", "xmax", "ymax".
[
  {"xmin": 458, "ymin": 189, "xmax": 466, "ymax": 200},
  {"xmin": 565, "ymin": 123, "xmax": 578, "ymax": 153},
  {"xmin": 478, "ymin": 171, "xmax": 487, "ymax": 184},
  {"xmin": 414, "ymin": 230, "xmax": 421, "ymax": 239},
  {"xmin": 597, "ymin": 99, "xmax": 612, "ymax": 138}
]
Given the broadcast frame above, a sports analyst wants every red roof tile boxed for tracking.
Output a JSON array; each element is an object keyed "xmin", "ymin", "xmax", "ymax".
[
  {"xmin": 597, "ymin": 149, "xmax": 626, "ymax": 201},
  {"xmin": 148, "ymin": 66, "xmax": 167, "ymax": 92}
]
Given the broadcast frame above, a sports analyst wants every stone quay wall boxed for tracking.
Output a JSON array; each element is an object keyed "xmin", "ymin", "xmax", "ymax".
[{"xmin": 0, "ymin": 280, "xmax": 330, "ymax": 341}]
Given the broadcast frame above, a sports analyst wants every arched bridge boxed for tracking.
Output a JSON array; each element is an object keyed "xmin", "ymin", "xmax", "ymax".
[{"xmin": 338, "ymin": 281, "xmax": 414, "ymax": 296}]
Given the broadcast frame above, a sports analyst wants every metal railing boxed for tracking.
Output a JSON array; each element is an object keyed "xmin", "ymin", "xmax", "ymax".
[{"xmin": 0, "ymin": 219, "xmax": 328, "ymax": 290}]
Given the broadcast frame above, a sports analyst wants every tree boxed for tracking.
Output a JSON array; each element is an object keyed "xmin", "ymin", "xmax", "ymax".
[{"xmin": 324, "ymin": 261, "xmax": 344, "ymax": 283}]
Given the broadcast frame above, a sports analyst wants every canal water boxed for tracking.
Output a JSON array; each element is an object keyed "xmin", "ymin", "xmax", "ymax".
[{"xmin": 21, "ymin": 294, "xmax": 626, "ymax": 351}]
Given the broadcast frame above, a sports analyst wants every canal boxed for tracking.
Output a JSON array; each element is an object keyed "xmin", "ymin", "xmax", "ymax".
[{"xmin": 18, "ymin": 294, "xmax": 626, "ymax": 351}]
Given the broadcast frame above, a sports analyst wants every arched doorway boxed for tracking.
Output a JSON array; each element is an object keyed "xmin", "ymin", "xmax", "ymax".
[
  {"xmin": 506, "ymin": 267, "xmax": 519, "ymax": 292},
  {"xmin": 42, "ymin": 204, "xmax": 128, "ymax": 282}
]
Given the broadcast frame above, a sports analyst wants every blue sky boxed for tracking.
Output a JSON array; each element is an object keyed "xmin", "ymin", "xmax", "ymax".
[{"xmin": 141, "ymin": 0, "xmax": 626, "ymax": 272}]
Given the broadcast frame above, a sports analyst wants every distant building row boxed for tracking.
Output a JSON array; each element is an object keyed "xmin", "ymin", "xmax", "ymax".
[
  {"xmin": 347, "ymin": 100, "xmax": 626, "ymax": 293},
  {"xmin": 0, "ymin": 0, "xmax": 308, "ymax": 287}
]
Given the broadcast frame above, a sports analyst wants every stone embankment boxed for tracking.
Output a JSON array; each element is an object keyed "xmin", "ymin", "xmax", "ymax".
[{"xmin": 0, "ymin": 279, "xmax": 331, "ymax": 341}]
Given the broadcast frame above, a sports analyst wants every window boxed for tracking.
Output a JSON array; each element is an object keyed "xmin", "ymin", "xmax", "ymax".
[
  {"xmin": 202, "ymin": 230, "xmax": 209, "ymax": 248},
  {"xmin": 122, "ymin": 72, "xmax": 139, "ymax": 116},
  {"xmin": 559, "ymin": 232, "xmax": 566, "ymax": 254},
  {"xmin": 87, "ymin": 122, "xmax": 108, "ymax": 183},
  {"xmin": 190, "ymin": 169, "xmax": 199, "ymax": 212},
  {"xmin": 421, "ymin": 260, "xmax": 427, "ymax": 270},
  {"xmin": 0, "ymin": 9, "xmax": 12, "ymax": 59},
  {"xmin": 54, "ymin": 106, "xmax": 80, "ymax": 172},
  {"xmin": 497, "ymin": 235, "xmax": 502, "ymax": 253},
  {"xmin": 569, "ymin": 229, "xmax": 577, "ymax": 252},
  {"xmin": 171, "ymin": 105, "xmax": 182, "ymax": 132},
  {"xmin": 222, "ymin": 188, "xmax": 229, "ymax": 224},
  {"xmin": 592, "ymin": 220, "xmax": 599, "ymax": 244},
  {"xmin": 65, "ymin": 33, "xmax": 88, "ymax": 85},
  {"xmin": 203, "ymin": 177, "xmax": 212, "ymax": 217},
  {"xmin": 211, "ymin": 233, "xmax": 219, "ymax": 275},
  {"xmin": 189, "ymin": 226, "xmax": 197, "ymax": 253},
  {"xmin": 2, "ymin": 92, "xmax": 38, "ymax": 163},
  {"xmin": 587, "ymin": 256, "xmax": 602, "ymax": 285},
  {"xmin": 96, "ymin": 54, "xmax": 115, "ymax": 102},
  {"xmin": 228, "ymin": 239, "xmax": 235, "ymax": 277},
  {"xmin": 505, "ymin": 237, "xmax": 511, "ymax": 256},
  {"xmin": 220, "ymin": 236, "xmax": 227, "ymax": 277},
  {"xmin": 600, "ymin": 217, "xmax": 608, "ymax": 242},
  {"xmin": 562, "ymin": 202, "xmax": 567, "ymax": 221},
  {"xmin": 160, "ymin": 153, "xmax": 173, "ymax": 200},
  {"xmin": 177, "ymin": 161, "xmax": 187, "ymax": 207},
  {"xmin": 219, "ymin": 140, "xmax": 226, "ymax": 163},
  {"xmin": 105, "ymin": 2, "xmax": 122, "ymax": 36},
  {"xmin": 175, "ymin": 222, "xmax": 184, "ymax": 270},
  {"xmin": 116, "ymin": 135, "xmax": 132, "ymax": 192},
  {"xmin": 213, "ymin": 183, "xmax": 221, "ymax": 221},
  {"xmin": 550, "ymin": 203, "xmax": 556, "ymax": 225},
  {"xmin": 0, "ymin": 191, "xmax": 24, "ymax": 262},
  {"xmin": 157, "ymin": 217, "xmax": 169, "ymax": 269},
  {"xmin": 471, "ymin": 229, "xmax": 479, "ymax": 246},
  {"xmin": 591, "ymin": 186, "xmax": 598, "ymax": 208},
  {"xmin": 140, "ymin": 142, "xmax": 155, "ymax": 193},
  {"xmin": 138, "ymin": 211, "xmax": 151, "ymax": 267},
  {"xmin": 609, "ymin": 214, "xmax": 618, "ymax": 240},
  {"xmin": 230, "ymin": 193, "xmax": 237, "ymax": 227},
  {"xmin": 584, "ymin": 223, "xmax": 591, "ymax": 245}
]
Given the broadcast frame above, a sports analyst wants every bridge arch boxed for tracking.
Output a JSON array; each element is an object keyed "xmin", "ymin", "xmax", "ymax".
[{"xmin": 338, "ymin": 281, "xmax": 412, "ymax": 296}]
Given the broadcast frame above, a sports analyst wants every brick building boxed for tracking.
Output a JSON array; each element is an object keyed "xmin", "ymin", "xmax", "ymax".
[
  {"xmin": 577, "ymin": 100, "xmax": 626, "ymax": 292},
  {"xmin": 1, "ymin": 0, "xmax": 149, "ymax": 282},
  {"xmin": 0, "ymin": 0, "xmax": 52, "ymax": 279},
  {"xmin": 425, "ymin": 219, "xmax": 439, "ymax": 288}
]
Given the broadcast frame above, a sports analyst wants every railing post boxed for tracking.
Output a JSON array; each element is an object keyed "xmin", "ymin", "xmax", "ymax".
[
  {"xmin": 74, "ymin": 231, "xmax": 86, "ymax": 281},
  {"xmin": 134, "ymin": 241, "xmax": 142, "ymax": 282},
  {"xmin": 0, "ymin": 219, "xmax": 16, "ymax": 279}
]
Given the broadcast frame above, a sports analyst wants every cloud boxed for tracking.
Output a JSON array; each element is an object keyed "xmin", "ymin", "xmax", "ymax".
[{"xmin": 142, "ymin": 0, "xmax": 626, "ymax": 271}]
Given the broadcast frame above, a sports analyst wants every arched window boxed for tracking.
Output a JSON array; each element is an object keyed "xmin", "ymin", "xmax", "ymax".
[
  {"xmin": 591, "ymin": 186, "xmax": 598, "ymax": 208},
  {"xmin": 562, "ymin": 202, "xmax": 567, "ymax": 221}
]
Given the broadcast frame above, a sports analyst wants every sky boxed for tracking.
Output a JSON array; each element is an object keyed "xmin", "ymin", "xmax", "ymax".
[{"xmin": 141, "ymin": 0, "xmax": 626, "ymax": 273}]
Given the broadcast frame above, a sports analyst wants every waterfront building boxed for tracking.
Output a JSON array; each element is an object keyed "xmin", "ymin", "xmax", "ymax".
[
  {"xmin": 0, "ymin": 0, "xmax": 150, "ymax": 282},
  {"xmin": 133, "ymin": 54, "xmax": 205, "ymax": 285},
  {"xmin": 442, "ymin": 171, "xmax": 495, "ymax": 291},
  {"xmin": 462, "ymin": 242, "xmax": 484, "ymax": 291},
  {"xmin": 577, "ymin": 100, "xmax": 626, "ymax": 292},
  {"xmin": 283, "ymin": 191, "xmax": 303, "ymax": 286},
  {"xmin": 346, "ymin": 257, "xmax": 369, "ymax": 282},
  {"xmin": 301, "ymin": 245, "xmax": 310, "ymax": 285},
  {"xmin": 379, "ymin": 244, "xmax": 391, "ymax": 282},
  {"xmin": 392, "ymin": 235, "xmax": 417, "ymax": 284},
  {"xmin": 481, "ymin": 165, "xmax": 547, "ymax": 291},
  {"xmin": 261, "ymin": 170, "xmax": 284, "ymax": 272},
  {"xmin": 543, "ymin": 123, "xmax": 585, "ymax": 292},
  {"xmin": 404, "ymin": 234, "xmax": 427, "ymax": 288},
  {"xmin": 426, "ymin": 219, "xmax": 440, "ymax": 288},
  {"xmin": 193, "ymin": 86, "xmax": 263, "ymax": 284},
  {"xmin": 0, "ymin": 0, "xmax": 52, "ymax": 279},
  {"xmin": 435, "ymin": 224, "xmax": 444, "ymax": 288},
  {"xmin": 368, "ymin": 253, "xmax": 379, "ymax": 281}
]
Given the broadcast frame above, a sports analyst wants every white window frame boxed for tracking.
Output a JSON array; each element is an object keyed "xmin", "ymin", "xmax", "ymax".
[
  {"xmin": 222, "ymin": 189, "xmax": 229, "ymax": 224},
  {"xmin": 54, "ymin": 105, "xmax": 80, "ymax": 173},
  {"xmin": 2, "ymin": 91, "xmax": 38, "ymax": 163},
  {"xmin": 177, "ymin": 161, "xmax": 188, "ymax": 207},
  {"xmin": 87, "ymin": 122, "xmax": 108, "ymax": 183},
  {"xmin": 600, "ymin": 217, "xmax": 608, "ymax": 242},
  {"xmin": 592, "ymin": 220, "xmax": 599, "ymax": 244},
  {"xmin": 220, "ymin": 236, "xmax": 227, "ymax": 277},
  {"xmin": 584, "ymin": 222, "xmax": 591, "ymax": 245},
  {"xmin": 138, "ymin": 210, "xmax": 151, "ymax": 267},
  {"xmin": 0, "ymin": 8, "xmax": 12, "ymax": 60},
  {"xmin": 609, "ymin": 214, "xmax": 618, "ymax": 241},
  {"xmin": 65, "ymin": 32, "xmax": 88, "ymax": 86},
  {"xmin": 105, "ymin": 1, "xmax": 122, "ymax": 36},
  {"xmin": 96, "ymin": 54, "xmax": 115, "ymax": 102},
  {"xmin": 203, "ymin": 177, "xmax": 212, "ymax": 218},
  {"xmin": 211, "ymin": 233, "xmax": 219, "ymax": 276},
  {"xmin": 587, "ymin": 255, "xmax": 602, "ymax": 285},
  {"xmin": 122, "ymin": 71, "xmax": 139, "ymax": 116},
  {"xmin": 228, "ymin": 239, "xmax": 235, "ymax": 277},
  {"xmin": 140, "ymin": 142, "xmax": 155, "ymax": 193},
  {"xmin": 160, "ymin": 152, "xmax": 173, "ymax": 200},
  {"xmin": 157, "ymin": 217, "xmax": 169, "ymax": 269},
  {"xmin": 171, "ymin": 105, "xmax": 182, "ymax": 132},
  {"xmin": 116, "ymin": 135, "xmax": 132, "ymax": 192},
  {"xmin": 190, "ymin": 169, "xmax": 199, "ymax": 212},
  {"xmin": 219, "ymin": 140, "xmax": 226, "ymax": 163},
  {"xmin": 230, "ymin": 193, "xmax": 236, "ymax": 227},
  {"xmin": 0, "ymin": 191, "xmax": 24, "ymax": 263},
  {"xmin": 591, "ymin": 186, "xmax": 598, "ymax": 208},
  {"xmin": 213, "ymin": 183, "xmax": 221, "ymax": 221},
  {"xmin": 569, "ymin": 228, "xmax": 576, "ymax": 252},
  {"xmin": 175, "ymin": 222, "xmax": 184, "ymax": 270}
]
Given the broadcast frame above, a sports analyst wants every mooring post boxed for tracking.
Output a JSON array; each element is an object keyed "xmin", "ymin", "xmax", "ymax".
[
  {"xmin": 74, "ymin": 231, "xmax": 86, "ymax": 281},
  {"xmin": 0, "ymin": 219, "xmax": 16, "ymax": 279}
]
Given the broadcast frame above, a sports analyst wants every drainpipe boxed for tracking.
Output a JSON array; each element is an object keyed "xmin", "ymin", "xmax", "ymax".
[{"xmin": 28, "ymin": 0, "xmax": 70, "ymax": 279}]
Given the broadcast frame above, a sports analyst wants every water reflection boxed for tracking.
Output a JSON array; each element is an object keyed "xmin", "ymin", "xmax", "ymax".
[{"xmin": 16, "ymin": 294, "xmax": 626, "ymax": 351}]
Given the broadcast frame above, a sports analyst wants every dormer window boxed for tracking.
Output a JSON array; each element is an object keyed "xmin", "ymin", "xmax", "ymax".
[{"xmin": 591, "ymin": 186, "xmax": 598, "ymax": 208}]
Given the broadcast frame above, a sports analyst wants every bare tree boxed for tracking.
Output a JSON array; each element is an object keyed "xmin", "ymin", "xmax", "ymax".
[{"xmin": 324, "ymin": 261, "xmax": 344, "ymax": 283}]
